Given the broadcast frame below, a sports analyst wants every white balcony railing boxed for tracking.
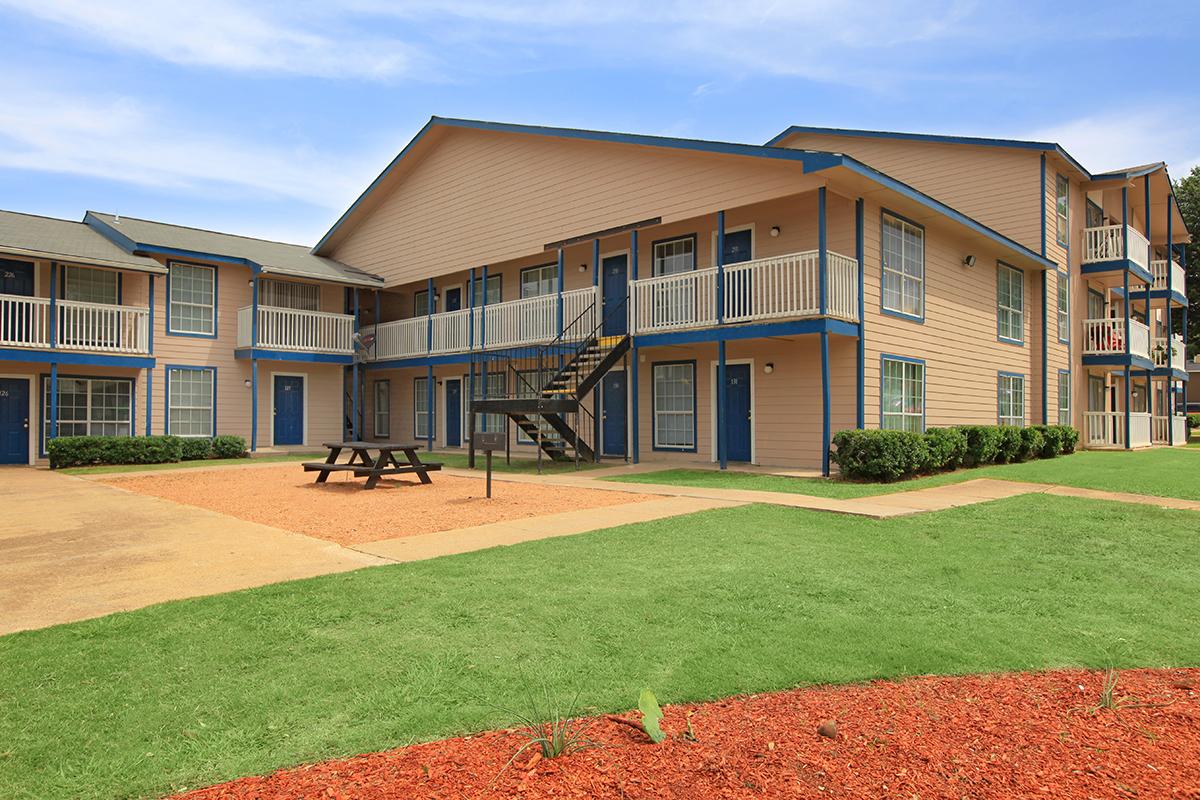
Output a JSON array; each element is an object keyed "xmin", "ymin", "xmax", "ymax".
[
  {"xmin": 1151, "ymin": 415, "xmax": 1188, "ymax": 446},
  {"xmin": 1082, "ymin": 224, "xmax": 1150, "ymax": 272},
  {"xmin": 1081, "ymin": 317, "xmax": 1151, "ymax": 360},
  {"xmin": 1085, "ymin": 411, "xmax": 1152, "ymax": 448},
  {"xmin": 0, "ymin": 293, "xmax": 150, "ymax": 354},
  {"xmin": 237, "ymin": 305, "xmax": 355, "ymax": 354},
  {"xmin": 1152, "ymin": 335, "xmax": 1186, "ymax": 371},
  {"xmin": 367, "ymin": 287, "xmax": 599, "ymax": 361},
  {"xmin": 629, "ymin": 249, "xmax": 858, "ymax": 335},
  {"xmin": 1151, "ymin": 259, "xmax": 1186, "ymax": 294}
]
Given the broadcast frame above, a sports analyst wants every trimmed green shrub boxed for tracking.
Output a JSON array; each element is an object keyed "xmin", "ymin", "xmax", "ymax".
[
  {"xmin": 995, "ymin": 426, "xmax": 1023, "ymax": 463},
  {"xmin": 211, "ymin": 435, "xmax": 248, "ymax": 459},
  {"xmin": 1033, "ymin": 425, "xmax": 1063, "ymax": 458},
  {"xmin": 179, "ymin": 437, "xmax": 213, "ymax": 461},
  {"xmin": 1189, "ymin": 414, "xmax": 1200, "ymax": 431},
  {"xmin": 1017, "ymin": 426, "xmax": 1045, "ymax": 461},
  {"xmin": 48, "ymin": 435, "xmax": 183, "ymax": 469},
  {"xmin": 831, "ymin": 429, "xmax": 929, "ymax": 482},
  {"xmin": 923, "ymin": 427, "xmax": 967, "ymax": 471},
  {"xmin": 957, "ymin": 425, "xmax": 1002, "ymax": 467},
  {"xmin": 1055, "ymin": 425, "xmax": 1079, "ymax": 454}
]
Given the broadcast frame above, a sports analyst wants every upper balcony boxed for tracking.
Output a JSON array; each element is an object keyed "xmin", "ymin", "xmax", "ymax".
[
  {"xmin": 1152, "ymin": 334, "xmax": 1186, "ymax": 373},
  {"xmin": 1082, "ymin": 224, "xmax": 1150, "ymax": 276},
  {"xmin": 1151, "ymin": 257, "xmax": 1186, "ymax": 299},
  {"xmin": 1081, "ymin": 316, "xmax": 1152, "ymax": 363},
  {"xmin": 628, "ymin": 249, "xmax": 858, "ymax": 334},
  {"xmin": 236, "ymin": 305, "xmax": 356, "ymax": 356},
  {"xmin": 0, "ymin": 293, "xmax": 151, "ymax": 356}
]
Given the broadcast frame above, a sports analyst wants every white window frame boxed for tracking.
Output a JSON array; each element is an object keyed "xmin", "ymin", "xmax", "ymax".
[
  {"xmin": 167, "ymin": 367, "xmax": 215, "ymax": 438},
  {"xmin": 373, "ymin": 379, "xmax": 390, "ymax": 438},
  {"xmin": 414, "ymin": 376, "xmax": 434, "ymax": 439},
  {"xmin": 881, "ymin": 213, "xmax": 924, "ymax": 319},
  {"xmin": 997, "ymin": 263, "xmax": 1025, "ymax": 344},
  {"xmin": 473, "ymin": 371, "xmax": 506, "ymax": 434},
  {"xmin": 471, "ymin": 275, "xmax": 502, "ymax": 306},
  {"xmin": 261, "ymin": 278, "xmax": 319, "ymax": 311},
  {"xmin": 881, "ymin": 356, "xmax": 925, "ymax": 433},
  {"xmin": 1057, "ymin": 271, "xmax": 1070, "ymax": 342},
  {"xmin": 414, "ymin": 289, "xmax": 431, "ymax": 318},
  {"xmin": 1055, "ymin": 174, "xmax": 1070, "ymax": 247},
  {"xmin": 652, "ymin": 362, "xmax": 696, "ymax": 451},
  {"xmin": 1058, "ymin": 371, "xmax": 1071, "ymax": 426},
  {"xmin": 999, "ymin": 373, "xmax": 1025, "ymax": 427},
  {"xmin": 168, "ymin": 262, "xmax": 216, "ymax": 335},
  {"xmin": 519, "ymin": 263, "xmax": 558, "ymax": 299},
  {"xmin": 652, "ymin": 235, "xmax": 697, "ymax": 276},
  {"xmin": 41, "ymin": 375, "xmax": 133, "ymax": 443},
  {"xmin": 62, "ymin": 266, "xmax": 119, "ymax": 305}
]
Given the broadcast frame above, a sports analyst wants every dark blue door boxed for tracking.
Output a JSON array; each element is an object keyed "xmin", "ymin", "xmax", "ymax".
[
  {"xmin": 444, "ymin": 287, "xmax": 462, "ymax": 312},
  {"xmin": 601, "ymin": 254, "xmax": 628, "ymax": 337},
  {"xmin": 722, "ymin": 230, "xmax": 753, "ymax": 320},
  {"xmin": 273, "ymin": 375, "xmax": 304, "ymax": 446},
  {"xmin": 0, "ymin": 377, "xmax": 30, "ymax": 464},
  {"xmin": 724, "ymin": 363, "xmax": 752, "ymax": 462},
  {"xmin": 602, "ymin": 370, "xmax": 626, "ymax": 456},
  {"xmin": 445, "ymin": 378, "xmax": 462, "ymax": 447},
  {"xmin": 1, "ymin": 259, "xmax": 35, "ymax": 345}
]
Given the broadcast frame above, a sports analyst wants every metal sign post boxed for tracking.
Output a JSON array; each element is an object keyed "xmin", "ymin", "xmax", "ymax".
[{"xmin": 473, "ymin": 431, "xmax": 505, "ymax": 498}]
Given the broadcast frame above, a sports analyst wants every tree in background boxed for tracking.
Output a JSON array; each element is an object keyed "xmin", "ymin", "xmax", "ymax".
[{"xmin": 1174, "ymin": 166, "xmax": 1200, "ymax": 356}]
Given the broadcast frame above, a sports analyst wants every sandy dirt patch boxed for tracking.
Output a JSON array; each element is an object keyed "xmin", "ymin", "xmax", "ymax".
[{"xmin": 100, "ymin": 464, "xmax": 653, "ymax": 546}]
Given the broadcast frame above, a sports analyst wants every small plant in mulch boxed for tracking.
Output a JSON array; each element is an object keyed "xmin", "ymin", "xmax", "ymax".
[
  {"xmin": 604, "ymin": 689, "xmax": 679, "ymax": 744},
  {"xmin": 486, "ymin": 681, "xmax": 599, "ymax": 785}
]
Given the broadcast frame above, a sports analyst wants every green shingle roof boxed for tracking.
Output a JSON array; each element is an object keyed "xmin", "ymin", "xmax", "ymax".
[{"xmin": 0, "ymin": 210, "xmax": 165, "ymax": 273}]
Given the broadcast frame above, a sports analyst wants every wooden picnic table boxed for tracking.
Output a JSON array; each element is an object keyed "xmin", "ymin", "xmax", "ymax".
[{"xmin": 302, "ymin": 442, "xmax": 442, "ymax": 490}]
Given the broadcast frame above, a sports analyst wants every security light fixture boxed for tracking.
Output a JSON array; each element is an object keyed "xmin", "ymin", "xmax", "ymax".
[
  {"xmin": 770, "ymin": 226, "xmax": 781, "ymax": 237},
  {"xmin": 963, "ymin": 254, "xmax": 977, "ymax": 268},
  {"xmin": 579, "ymin": 264, "xmax": 587, "ymax": 272},
  {"xmin": 764, "ymin": 362, "xmax": 775, "ymax": 374},
  {"xmin": 243, "ymin": 379, "xmax": 252, "ymax": 388}
]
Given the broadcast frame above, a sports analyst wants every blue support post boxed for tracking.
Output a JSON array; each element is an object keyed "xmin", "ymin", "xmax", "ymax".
[
  {"xmin": 1122, "ymin": 187, "xmax": 1129, "ymax": 259},
  {"xmin": 821, "ymin": 330, "xmax": 831, "ymax": 476},
  {"xmin": 49, "ymin": 263, "xmax": 57, "ymax": 349},
  {"xmin": 427, "ymin": 364, "xmax": 434, "ymax": 452},
  {"xmin": 1167, "ymin": 205, "xmax": 1175, "ymax": 446},
  {"xmin": 630, "ymin": 229, "xmax": 638, "ymax": 281},
  {"xmin": 480, "ymin": 265, "xmax": 488, "ymax": 432},
  {"xmin": 556, "ymin": 247, "xmax": 565, "ymax": 336},
  {"xmin": 147, "ymin": 273, "xmax": 155, "ymax": 355},
  {"xmin": 855, "ymin": 197, "xmax": 865, "ymax": 429},
  {"xmin": 145, "ymin": 370, "xmax": 153, "ymax": 437},
  {"xmin": 716, "ymin": 211, "xmax": 725, "ymax": 324},
  {"xmin": 592, "ymin": 239, "xmax": 600, "ymax": 287},
  {"xmin": 49, "ymin": 363, "xmax": 58, "ymax": 444},
  {"xmin": 1123, "ymin": 268, "xmax": 1131, "ymax": 449},
  {"xmin": 426, "ymin": 277, "xmax": 434, "ymax": 353},
  {"xmin": 352, "ymin": 289, "xmax": 361, "ymax": 440},
  {"xmin": 1041, "ymin": 270, "xmax": 1048, "ymax": 424},
  {"xmin": 630, "ymin": 346, "xmax": 639, "ymax": 464},
  {"xmin": 250, "ymin": 275, "xmax": 259, "ymax": 451},
  {"xmin": 1039, "ymin": 154, "xmax": 1047, "ymax": 256},
  {"xmin": 717, "ymin": 339, "xmax": 728, "ymax": 470},
  {"xmin": 1144, "ymin": 175, "xmax": 1151, "ymax": 239},
  {"xmin": 818, "ymin": 187, "xmax": 828, "ymax": 316}
]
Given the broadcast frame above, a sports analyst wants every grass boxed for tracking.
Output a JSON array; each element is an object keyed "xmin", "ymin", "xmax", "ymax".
[
  {"xmin": 433, "ymin": 450, "xmax": 606, "ymax": 473},
  {"xmin": 3, "ymin": 494, "xmax": 1198, "ymax": 799},
  {"xmin": 603, "ymin": 448, "xmax": 1200, "ymax": 500},
  {"xmin": 61, "ymin": 453, "xmax": 323, "ymax": 476}
]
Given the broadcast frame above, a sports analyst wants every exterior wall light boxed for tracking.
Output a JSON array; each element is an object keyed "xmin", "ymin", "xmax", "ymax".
[
  {"xmin": 769, "ymin": 226, "xmax": 781, "ymax": 237},
  {"xmin": 963, "ymin": 255, "xmax": 977, "ymax": 267},
  {"xmin": 764, "ymin": 362, "xmax": 775, "ymax": 374}
]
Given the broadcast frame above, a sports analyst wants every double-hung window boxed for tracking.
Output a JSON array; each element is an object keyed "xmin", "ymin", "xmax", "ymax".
[
  {"xmin": 881, "ymin": 357, "xmax": 924, "ymax": 432},
  {"xmin": 652, "ymin": 362, "xmax": 695, "ymax": 450},
  {"xmin": 1058, "ymin": 371, "xmax": 1071, "ymax": 426},
  {"xmin": 520, "ymin": 264, "xmax": 557, "ymax": 298},
  {"xmin": 414, "ymin": 377, "xmax": 434, "ymax": 438},
  {"xmin": 471, "ymin": 275, "xmax": 502, "ymax": 306},
  {"xmin": 42, "ymin": 377, "xmax": 132, "ymax": 443},
  {"xmin": 63, "ymin": 266, "xmax": 118, "ymax": 304},
  {"xmin": 1055, "ymin": 174, "xmax": 1070, "ymax": 247},
  {"xmin": 373, "ymin": 380, "xmax": 390, "ymax": 438},
  {"xmin": 168, "ymin": 367, "xmax": 214, "ymax": 437},
  {"xmin": 652, "ymin": 236, "xmax": 696, "ymax": 276},
  {"xmin": 881, "ymin": 213, "xmax": 924, "ymax": 319},
  {"xmin": 261, "ymin": 279, "xmax": 319, "ymax": 311},
  {"xmin": 168, "ymin": 263, "xmax": 215, "ymax": 335},
  {"xmin": 998, "ymin": 373, "xmax": 1025, "ymax": 427},
  {"xmin": 997, "ymin": 263, "xmax": 1024, "ymax": 344},
  {"xmin": 414, "ymin": 290, "xmax": 431, "ymax": 317},
  {"xmin": 1057, "ymin": 271, "xmax": 1070, "ymax": 341}
]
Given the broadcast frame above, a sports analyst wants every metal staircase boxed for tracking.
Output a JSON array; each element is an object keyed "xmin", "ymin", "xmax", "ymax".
[{"xmin": 469, "ymin": 296, "xmax": 630, "ymax": 467}]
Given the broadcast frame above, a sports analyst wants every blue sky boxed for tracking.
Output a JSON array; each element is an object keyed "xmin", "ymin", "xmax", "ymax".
[{"xmin": 1, "ymin": 0, "xmax": 1197, "ymax": 246}]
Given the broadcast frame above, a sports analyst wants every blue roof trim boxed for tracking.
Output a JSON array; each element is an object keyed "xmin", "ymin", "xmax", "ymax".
[
  {"xmin": 234, "ymin": 348, "xmax": 355, "ymax": 364},
  {"xmin": 1090, "ymin": 162, "xmax": 1166, "ymax": 181},
  {"xmin": 765, "ymin": 125, "xmax": 1092, "ymax": 179},
  {"xmin": 0, "ymin": 347, "xmax": 155, "ymax": 368}
]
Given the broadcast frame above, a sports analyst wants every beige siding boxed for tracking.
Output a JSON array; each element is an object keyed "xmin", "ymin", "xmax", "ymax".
[{"xmin": 777, "ymin": 133, "xmax": 1043, "ymax": 253}]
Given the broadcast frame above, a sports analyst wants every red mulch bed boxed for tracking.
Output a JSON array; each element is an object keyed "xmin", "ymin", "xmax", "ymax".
[{"xmin": 172, "ymin": 668, "xmax": 1200, "ymax": 799}]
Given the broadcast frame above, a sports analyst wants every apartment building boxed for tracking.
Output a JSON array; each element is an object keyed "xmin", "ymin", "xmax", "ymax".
[{"xmin": 0, "ymin": 117, "xmax": 1190, "ymax": 471}]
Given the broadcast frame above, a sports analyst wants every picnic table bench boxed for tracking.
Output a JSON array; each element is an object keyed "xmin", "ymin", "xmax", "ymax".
[{"xmin": 303, "ymin": 442, "xmax": 442, "ymax": 489}]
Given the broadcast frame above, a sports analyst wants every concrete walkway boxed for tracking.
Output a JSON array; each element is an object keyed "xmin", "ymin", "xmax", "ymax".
[{"xmin": 0, "ymin": 468, "xmax": 383, "ymax": 635}]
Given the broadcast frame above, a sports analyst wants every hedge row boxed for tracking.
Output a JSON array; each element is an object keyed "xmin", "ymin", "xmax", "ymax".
[
  {"xmin": 831, "ymin": 424, "xmax": 1079, "ymax": 482},
  {"xmin": 47, "ymin": 434, "xmax": 248, "ymax": 469}
]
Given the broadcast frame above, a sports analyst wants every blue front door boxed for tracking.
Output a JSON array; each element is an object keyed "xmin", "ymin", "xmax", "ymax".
[
  {"xmin": 0, "ymin": 378, "xmax": 30, "ymax": 464},
  {"xmin": 724, "ymin": 363, "xmax": 752, "ymax": 462},
  {"xmin": 445, "ymin": 378, "xmax": 462, "ymax": 447},
  {"xmin": 1, "ymin": 259, "xmax": 35, "ymax": 346},
  {"xmin": 602, "ymin": 370, "xmax": 626, "ymax": 456},
  {"xmin": 273, "ymin": 375, "xmax": 304, "ymax": 445},
  {"xmin": 601, "ymin": 254, "xmax": 628, "ymax": 337},
  {"xmin": 722, "ymin": 229, "xmax": 753, "ymax": 319}
]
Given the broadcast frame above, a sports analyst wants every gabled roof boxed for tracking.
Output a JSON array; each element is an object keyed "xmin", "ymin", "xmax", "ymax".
[
  {"xmin": 765, "ymin": 125, "xmax": 1093, "ymax": 179},
  {"xmin": 1089, "ymin": 162, "xmax": 1166, "ymax": 181},
  {"xmin": 0, "ymin": 209, "xmax": 165, "ymax": 273},
  {"xmin": 85, "ymin": 212, "xmax": 383, "ymax": 287},
  {"xmin": 314, "ymin": 116, "xmax": 1055, "ymax": 270}
]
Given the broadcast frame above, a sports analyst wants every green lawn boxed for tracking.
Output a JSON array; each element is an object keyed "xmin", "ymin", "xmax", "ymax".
[
  {"xmin": 604, "ymin": 448, "xmax": 1200, "ymax": 500},
  {"xmin": 433, "ymin": 450, "xmax": 606, "ymax": 473},
  {"xmin": 3, "ymin": 495, "xmax": 1198, "ymax": 799},
  {"xmin": 61, "ymin": 453, "xmax": 323, "ymax": 476}
]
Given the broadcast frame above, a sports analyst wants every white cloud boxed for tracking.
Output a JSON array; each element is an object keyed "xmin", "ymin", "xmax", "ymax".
[
  {"xmin": 1026, "ymin": 110, "xmax": 1200, "ymax": 178},
  {"xmin": 0, "ymin": 79, "xmax": 382, "ymax": 213},
  {"xmin": 0, "ymin": 0, "xmax": 423, "ymax": 79}
]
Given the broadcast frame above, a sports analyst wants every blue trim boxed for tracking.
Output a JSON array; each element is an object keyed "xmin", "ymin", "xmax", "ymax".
[
  {"xmin": 48, "ymin": 365, "xmax": 57, "ymax": 445},
  {"xmin": 1079, "ymin": 259, "xmax": 1154, "ymax": 284},
  {"xmin": 1040, "ymin": 269, "xmax": 1048, "ymax": 423},
  {"xmin": 997, "ymin": 371, "xmax": 1027, "ymax": 426},
  {"xmin": 879, "ymin": 209, "xmax": 925, "ymax": 324},
  {"xmin": 630, "ymin": 229, "xmax": 638, "ymax": 281},
  {"xmin": 163, "ymin": 365, "xmax": 217, "ymax": 437},
  {"xmin": 855, "ymin": 197, "xmax": 865, "ymax": 429},
  {"xmin": 764, "ymin": 124, "xmax": 1091, "ymax": 180},
  {"xmin": 234, "ymin": 348, "xmax": 354, "ymax": 364},
  {"xmin": 996, "ymin": 261, "xmax": 1025, "ymax": 346},
  {"xmin": 633, "ymin": 317, "xmax": 858, "ymax": 348},
  {"xmin": 1039, "ymin": 154, "xmax": 1047, "ymax": 257},
  {"xmin": 715, "ymin": 211, "xmax": 725, "ymax": 325},
  {"xmin": 879, "ymin": 353, "xmax": 926, "ymax": 433},
  {"xmin": 650, "ymin": 359, "xmax": 698, "ymax": 453},
  {"xmin": 1092, "ymin": 162, "xmax": 1166, "ymax": 182},
  {"xmin": 147, "ymin": 274, "xmax": 155, "ymax": 355},
  {"xmin": 1144, "ymin": 175, "xmax": 1152, "ymax": 238},
  {"xmin": 592, "ymin": 239, "xmax": 600, "ymax": 287},
  {"xmin": 556, "ymin": 247, "xmax": 565, "ymax": 336},
  {"xmin": 630, "ymin": 345, "xmax": 640, "ymax": 463},
  {"xmin": 716, "ymin": 340, "xmax": 727, "ymax": 468},
  {"xmin": 39, "ymin": 371, "xmax": 138, "ymax": 457},
  {"xmin": 354, "ymin": 289, "xmax": 363, "ymax": 440},
  {"xmin": 164, "ymin": 261, "xmax": 218, "ymax": 339},
  {"xmin": 145, "ymin": 368, "xmax": 153, "ymax": 436},
  {"xmin": 1082, "ymin": 353, "xmax": 1156, "ymax": 371},
  {"xmin": 365, "ymin": 352, "xmax": 473, "ymax": 370},
  {"xmin": 820, "ymin": 330, "xmax": 830, "ymax": 476},
  {"xmin": 1123, "ymin": 365, "xmax": 1132, "ymax": 449},
  {"xmin": 48, "ymin": 264, "xmax": 57, "ymax": 349},
  {"xmin": 0, "ymin": 348, "xmax": 155, "ymax": 368},
  {"xmin": 426, "ymin": 365, "xmax": 434, "ymax": 451},
  {"xmin": 818, "ymin": 187, "xmax": 828, "ymax": 316},
  {"xmin": 1153, "ymin": 367, "xmax": 1189, "ymax": 381}
]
